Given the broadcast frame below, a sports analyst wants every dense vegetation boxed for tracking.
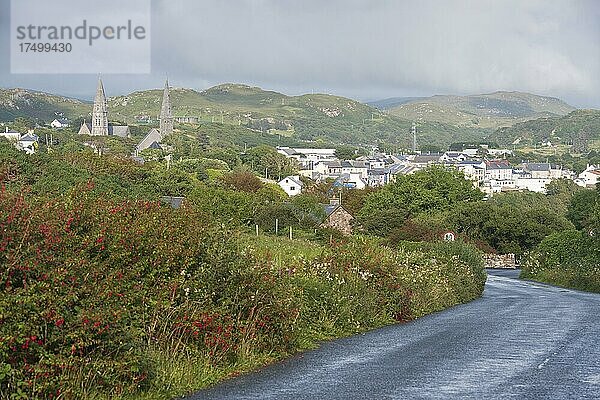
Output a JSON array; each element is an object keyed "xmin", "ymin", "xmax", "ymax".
[
  {"xmin": 521, "ymin": 186, "xmax": 600, "ymax": 292},
  {"xmin": 0, "ymin": 140, "xmax": 487, "ymax": 398}
]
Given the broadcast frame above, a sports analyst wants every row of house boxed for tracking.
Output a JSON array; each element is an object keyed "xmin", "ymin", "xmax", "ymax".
[{"xmin": 276, "ymin": 147, "xmax": 584, "ymax": 195}]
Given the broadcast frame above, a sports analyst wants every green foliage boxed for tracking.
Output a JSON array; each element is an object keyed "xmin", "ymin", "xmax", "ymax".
[
  {"xmin": 0, "ymin": 187, "xmax": 486, "ymax": 398},
  {"xmin": 358, "ymin": 166, "xmax": 483, "ymax": 235},
  {"xmin": 241, "ymin": 145, "xmax": 298, "ymax": 180},
  {"xmin": 567, "ymin": 189, "xmax": 599, "ymax": 230},
  {"xmin": 521, "ymin": 230, "xmax": 600, "ymax": 292},
  {"xmin": 447, "ymin": 196, "xmax": 573, "ymax": 255}
]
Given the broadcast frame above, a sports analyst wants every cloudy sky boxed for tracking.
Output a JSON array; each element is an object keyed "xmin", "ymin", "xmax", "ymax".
[{"xmin": 1, "ymin": 0, "xmax": 599, "ymax": 107}]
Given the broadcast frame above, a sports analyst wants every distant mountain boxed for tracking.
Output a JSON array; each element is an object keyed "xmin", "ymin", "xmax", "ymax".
[
  {"xmin": 488, "ymin": 109, "xmax": 600, "ymax": 147},
  {"xmin": 367, "ymin": 97, "xmax": 426, "ymax": 110},
  {"xmin": 386, "ymin": 91, "xmax": 575, "ymax": 130},
  {"xmin": 0, "ymin": 88, "xmax": 89, "ymax": 122}
]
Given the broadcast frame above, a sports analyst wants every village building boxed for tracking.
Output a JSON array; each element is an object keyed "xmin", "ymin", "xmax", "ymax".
[
  {"xmin": 277, "ymin": 147, "xmax": 337, "ymax": 169},
  {"xmin": 278, "ymin": 175, "xmax": 304, "ymax": 196},
  {"xmin": 16, "ymin": 132, "xmax": 39, "ymax": 155},
  {"xmin": 576, "ymin": 165, "xmax": 600, "ymax": 187},
  {"xmin": 522, "ymin": 163, "xmax": 563, "ymax": 179},
  {"xmin": 50, "ymin": 118, "xmax": 70, "ymax": 128},
  {"xmin": 0, "ymin": 127, "xmax": 22, "ymax": 142},
  {"xmin": 322, "ymin": 201, "xmax": 354, "ymax": 235}
]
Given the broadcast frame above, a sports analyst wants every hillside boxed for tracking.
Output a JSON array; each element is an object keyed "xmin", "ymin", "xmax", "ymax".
[
  {"xmin": 0, "ymin": 84, "xmax": 491, "ymax": 148},
  {"xmin": 386, "ymin": 91, "xmax": 575, "ymax": 129},
  {"xmin": 107, "ymin": 83, "xmax": 488, "ymax": 147},
  {"xmin": 488, "ymin": 109, "xmax": 600, "ymax": 147},
  {"xmin": 0, "ymin": 88, "xmax": 89, "ymax": 122}
]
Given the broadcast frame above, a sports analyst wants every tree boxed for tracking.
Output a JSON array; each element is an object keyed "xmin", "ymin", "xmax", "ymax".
[
  {"xmin": 567, "ymin": 189, "xmax": 599, "ymax": 230},
  {"xmin": 358, "ymin": 166, "xmax": 483, "ymax": 235},
  {"xmin": 220, "ymin": 171, "xmax": 264, "ymax": 193}
]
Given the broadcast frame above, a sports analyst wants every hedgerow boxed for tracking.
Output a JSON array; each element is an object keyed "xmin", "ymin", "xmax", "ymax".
[{"xmin": 0, "ymin": 185, "xmax": 485, "ymax": 398}]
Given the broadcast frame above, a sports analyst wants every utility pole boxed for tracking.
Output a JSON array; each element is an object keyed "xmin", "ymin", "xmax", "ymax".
[{"xmin": 411, "ymin": 122, "xmax": 417, "ymax": 153}]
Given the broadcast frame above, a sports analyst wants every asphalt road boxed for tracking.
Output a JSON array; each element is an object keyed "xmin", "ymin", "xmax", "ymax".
[{"xmin": 188, "ymin": 269, "xmax": 600, "ymax": 399}]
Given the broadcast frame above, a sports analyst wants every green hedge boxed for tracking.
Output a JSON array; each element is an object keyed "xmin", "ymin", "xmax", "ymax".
[
  {"xmin": 0, "ymin": 188, "xmax": 486, "ymax": 399},
  {"xmin": 521, "ymin": 230, "xmax": 600, "ymax": 292}
]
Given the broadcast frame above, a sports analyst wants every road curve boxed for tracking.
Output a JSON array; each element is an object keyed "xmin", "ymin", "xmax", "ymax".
[{"xmin": 188, "ymin": 270, "xmax": 600, "ymax": 400}]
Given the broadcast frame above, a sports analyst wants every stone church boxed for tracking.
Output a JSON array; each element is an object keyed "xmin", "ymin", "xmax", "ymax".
[
  {"xmin": 135, "ymin": 79, "xmax": 174, "ymax": 155},
  {"xmin": 78, "ymin": 78, "xmax": 130, "ymax": 138}
]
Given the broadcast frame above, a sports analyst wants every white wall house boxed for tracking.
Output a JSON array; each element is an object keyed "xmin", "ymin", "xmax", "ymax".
[
  {"xmin": 50, "ymin": 118, "xmax": 70, "ymax": 128},
  {"xmin": 576, "ymin": 165, "xmax": 600, "ymax": 187},
  {"xmin": 277, "ymin": 147, "xmax": 336, "ymax": 169},
  {"xmin": 16, "ymin": 133, "xmax": 39, "ymax": 155},
  {"xmin": 0, "ymin": 127, "xmax": 22, "ymax": 142},
  {"xmin": 278, "ymin": 176, "xmax": 304, "ymax": 196},
  {"xmin": 515, "ymin": 177, "xmax": 552, "ymax": 193}
]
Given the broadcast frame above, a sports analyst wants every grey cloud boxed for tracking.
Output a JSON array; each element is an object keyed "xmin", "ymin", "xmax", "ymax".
[{"xmin": 0, "ymin": 0, "xmax": 599, "ymax": 107}]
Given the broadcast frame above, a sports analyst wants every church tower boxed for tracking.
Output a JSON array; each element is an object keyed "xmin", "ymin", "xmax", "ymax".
[
  {"xmin": 91, "ymin": 77, "xmax": 109, "ymax": 136},
  {"xmin": 159, "ymin": 79, "xmax": 173, "ymax": 137}
]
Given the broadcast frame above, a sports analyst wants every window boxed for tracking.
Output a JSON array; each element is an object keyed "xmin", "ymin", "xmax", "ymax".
[{"xmin": 290, "ymin": 186, "xmax": 296, "ymax": 191}]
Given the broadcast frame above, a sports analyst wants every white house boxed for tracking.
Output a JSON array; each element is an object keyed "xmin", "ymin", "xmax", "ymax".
[
  {"xmin": 341, "ymin": 160, "xmax": 368, "ymax": 179},
  {"xmin": 277, "ymin": 147, "xmax": 337, "ymax": 169},
  {"xmin": 50, "ymin": 118, "xmax": 70, "ymax": 128},
  {"xmin": 313, "ymin": 160, "xmax": 342, "ymax": 178},
  {"xmin": 514, "ymin": 177, "xmax": 552, "ymax": 193},
  {"xmin": 457, "ymin": 161, "xmax": 486, "ymax": 184},
  {"xmin": 16, "ymin": 133, "xmax": 39, "ymax": 155},
  {"xmin": 0, "ymin": 127, "xmax": 22, "ymax": 142},
  {"xmin": 522, "ymin": 163, "xmax": 563, "ymax": 179},
  {"xmin": 278, "ymin": 175, "xmax": 304, "ymax": 196},
  {"xmin": 485, "ymin": 160, "xmax": 513, "ymax": 180},
  {"xmin": 576, "ymin": 165, "xmax": 600, "ymax": 187}
]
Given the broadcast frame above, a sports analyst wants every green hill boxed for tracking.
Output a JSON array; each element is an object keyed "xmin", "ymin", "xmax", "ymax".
[
  {"xmin": 0, "ymin": 84, "xmax": 492, "ymax": 148},
  {"xmin": 0, "ymin": 88, "xmax": 89, "ymax": 122},
  {"xmin": 489, "ymin": 109, "xmax": 600, "ymax": 147},
  {"xmin": 106, "ymin": 83, "xmax": 490, "ymax": 147},
  {"xmin": 387, "ymin": 91, "xmax": 575, "ymax": 129}
]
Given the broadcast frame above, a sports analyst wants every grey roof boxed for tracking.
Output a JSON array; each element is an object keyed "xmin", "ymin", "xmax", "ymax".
[
  {"xmin": 161, "ymin": 196, "xmax": 184, "ymax": 209},
  {"xmin": 279, "ymin": 147, "xmax": 299, "ymax": 156},
  {"xmin": 319, "ymin": 160, "xmax": 342, "ymax": 168},
  {"xmin": 322, "ymin": 204, "xmax": 353, "ymax": 218},
  {"xmin": 413, "ymin": 154, "xmax": 442, "ymax": 163},
  {"xmin": 148, "ymin": 141, "xmax": 163, "ymax": 150},
  {"xmin": 524, "ymin": 163, "xmax": 554, "ymax": 171},
  {"xmin": 324, "ymin": 204, "xmax": 338, "ymax": 216},
  {"xmin": 137, "ymin": 128, "xmax": 162, "ymax": 152},
  {"xmin": 281, "ymin": 176, "xmax": 304, "ymax": 187},
  {"xmin": 19, "ymin": 133, "xmax": 39, "ymax": 141},
  {"xmin": 108, "ymin": 125, "xmax": 130, "ymax": 138}
]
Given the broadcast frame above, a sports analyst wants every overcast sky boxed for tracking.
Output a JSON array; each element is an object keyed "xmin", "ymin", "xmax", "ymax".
[{"xmin": 1, "ymin": 0, "xmax": 599, "ymax": 107}]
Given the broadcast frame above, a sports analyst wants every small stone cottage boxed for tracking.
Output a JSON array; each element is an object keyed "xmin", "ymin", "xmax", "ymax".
[{"xmin": 322, "ymin": 201, "xmax": 354, "ymax": 235}]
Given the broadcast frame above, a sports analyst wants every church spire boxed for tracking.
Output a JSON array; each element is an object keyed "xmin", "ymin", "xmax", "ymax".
[
  {"xmin": 91, "ymin": 77, "xmax": 109, "ymax": 136},
  {"xmin": 159, "ymin": 78, "xmax": 173, "ymax": 137}
]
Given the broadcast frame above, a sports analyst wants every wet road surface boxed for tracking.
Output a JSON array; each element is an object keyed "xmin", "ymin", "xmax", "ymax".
[{"xmin": 188, "ymin": 269, "xmax": 600, "ymax": 399}]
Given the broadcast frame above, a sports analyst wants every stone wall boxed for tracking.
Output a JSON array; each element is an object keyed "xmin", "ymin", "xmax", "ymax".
[{"xmin": 484, "ymin": 253, "xmax": 517, "ymax": 269}]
